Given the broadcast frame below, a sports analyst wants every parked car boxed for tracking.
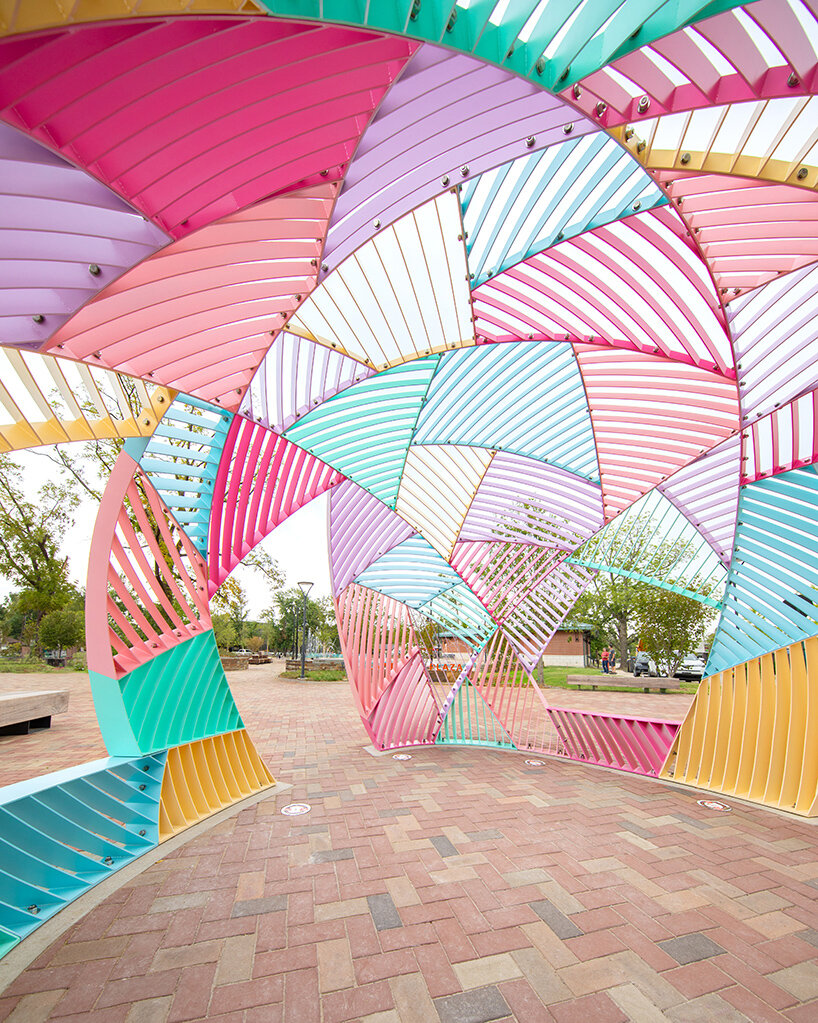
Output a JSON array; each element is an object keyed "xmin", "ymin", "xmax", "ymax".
[
  {"xmin": 674, "ymin": 655, "xmax": 705, "ymax": 680},
  {"xmin": 633, "ymin": 652, "xmax": 659, "ymax": 677}
]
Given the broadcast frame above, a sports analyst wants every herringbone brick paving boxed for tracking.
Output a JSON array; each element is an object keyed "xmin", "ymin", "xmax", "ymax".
[{"xmin": 0, "ymin": 666, "xmax": 816, "ymax": 1021}]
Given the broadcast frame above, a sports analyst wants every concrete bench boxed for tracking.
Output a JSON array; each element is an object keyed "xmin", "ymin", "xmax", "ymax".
[
  {"xmin": 567, "ymin": 674, "xmax": 681, "ymax": 694},
  {"xmin": 0, "ymin": 690, "xmax": 70, "ymax": 735}
]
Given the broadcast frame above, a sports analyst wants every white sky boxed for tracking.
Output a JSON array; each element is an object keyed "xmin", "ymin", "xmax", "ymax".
[{"xmin": 2, "ymin": 447, "xmax": 333, "ymax": 618}]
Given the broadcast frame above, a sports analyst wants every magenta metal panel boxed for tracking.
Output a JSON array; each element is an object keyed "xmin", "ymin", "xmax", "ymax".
[
  {"xmin": 366, "ymin": 652, "xmax": 440, "ymax": 751},
  {"xmin": 0, "ymin": 18, "xmax": 415, "ymax": 239},
  {"xmin": 547, "ymin": 708, "xmax": 681, "ymax": 777}
]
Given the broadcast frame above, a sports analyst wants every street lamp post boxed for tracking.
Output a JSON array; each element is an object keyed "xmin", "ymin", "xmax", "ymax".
[{"xmin": 297, "ymin": 581, "xmax": 313, "ymax": 680}]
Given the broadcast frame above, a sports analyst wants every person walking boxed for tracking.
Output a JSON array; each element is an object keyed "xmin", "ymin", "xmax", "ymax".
[{"xmin": 600, "ymin": 647, "xmax": 610, "ymax": 673}]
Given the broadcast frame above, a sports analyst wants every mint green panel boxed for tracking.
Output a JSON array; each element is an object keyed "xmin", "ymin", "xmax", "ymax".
[
  {"xmin": 0, "ymin": 926, "xmax": 19, "ymax": 959},
  {"xmin": 91, "ymin": 630, "xmax": 243, "ymax": 757},
  {"xmin": 436, "ymin": 680, "xmax": 516, "ymax": 748},
  {"xmin": 257, "ymin": 1, "xmax": 746, "ymax": 90},
  {"xmin": 284, "ymin": 357, "xmax": 439, "ymax": 506}
]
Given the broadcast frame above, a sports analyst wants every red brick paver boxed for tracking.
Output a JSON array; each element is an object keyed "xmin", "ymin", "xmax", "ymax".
[{"xmin": 0, "ymin": 665, "xmax": 816, "ymax": 1021}]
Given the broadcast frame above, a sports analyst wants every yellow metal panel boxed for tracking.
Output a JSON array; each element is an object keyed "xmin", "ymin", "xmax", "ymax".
[
  {"xmin": 158, "ymin": 730, "xmax": 273, "ymax": 841},
  {"xmin": 1, "ymin": 0, "xmax": 264, "ymax": 36},
  {"xmin": 662, "ymin": 640, "xmax": 818, "ymax": 817}
]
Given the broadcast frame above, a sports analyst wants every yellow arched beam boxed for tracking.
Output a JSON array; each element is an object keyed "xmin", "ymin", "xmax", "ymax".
[
  {"xmin": 611, "ymin": 116, "xmax": 818, "ymax": 192},
  {"xmin": 0, "ymin": 0, "xmax": 265, "ymax": 37},
  {"xmin": 0, "ymin": 347, "xmax": 174, "ymax": 453}
]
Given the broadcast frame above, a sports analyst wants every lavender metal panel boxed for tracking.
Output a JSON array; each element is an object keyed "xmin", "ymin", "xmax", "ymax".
[
  {"xmin": 0, "ymin": 123, "xmax": 168, "ymax": 348},
  {"xmin": 323, "ymin": 44, "xmax": 596, "ymax": 274},
  {"xmin": 459, "ymin": 452, "xmax": 604, "ymax": 549},
  {"xmin": 329, "ymin": 480, "xmax": 416, "ymax": 595}
]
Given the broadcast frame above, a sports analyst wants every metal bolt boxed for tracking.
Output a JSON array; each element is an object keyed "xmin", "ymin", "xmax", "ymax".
[
  {"xmin": 535, "ymin": 56, "xmax": 545, "ymax": 75},
  {"xmin": 319, "ymin": 169, "xmax": 329, "ymax": 177},
  {"xmin": 104, "ymin": 856, "xmax": 114, "ymax": 865},
  {"xmin": 373, "ymin": 218, "xmax": 381, "ymax": 228},
  {"xmin": 93, "ymin": 351, "xmax": 102, "ymax": 359},
  {"xmin": 410, "ymin": 0, "xmax": 421, "ymax": 19},
  {"xmin": 321, "ymin": 263, "xmax": 328, "ymax": 272},
  {"xmin": 572, "ymin": 83, "xmax": 582, "ymax": 99},
  {"xmin": 637, "ymin": 95, "xmax": 650, "ymax": 113},
  {"xmin": 558, "ymin": 65, "xmax": 570, "ymax": 82},
  {"xmin": 797, "ymin": 167, "xmax": 808, "ymax": 180},
  {"xmin": 680, "ymin": 152, "xmax": 691, "ymax": 164},
  {"xmin": 32, "ymin": 314, "xmax": 45, "ymax": 324},
  {"xmin": 139, "ymin": 829, "xmax": 146, "ymax": 837},
  {"xmin": 310, "ymin": 258, "xmax": 317, "ymax": 267},
  {"xmin": 624, "ymin": 128, "xmax": 634, "ymax": 140},
  {"xmin": 139, "ymin": 784, "xmax": 146, "ymax": 791},
  {"xmin": 562, "ymin": 122, "xmax": 574, "ymax": 135},
  {"xmin": 595, "ymin": 101, "xmax": 607, "ymax": 116},
  {"xmin": 143, "ymin": 765, "xmax": 150, "ymax": 771},
  {"xmin": 27, "ymin": 905, "xmax": 40, "ymax": 914},
  {"xmin": 441, "ymin": 174, "xmax": 449, "ymax": 186},
  {"xmin": 446, "ymin": 10, "xmax": 456, "ymax": 31},
  {"xmin": 636, "ymin": 140, "xmax": 646, "ymax": 153},
  {"xmin": 460, "ymin": 165, "xmax": 469, "ymax": 176},
  {"xmin": 788, "ymin": 71, "xmax": 800, "ymax": 88},
  {"xmin": 632, "ymin": 201, "xmax": 641, "ymax": 211},
  {"xmin": 89, "ymin": 263, "xmax": 101, "ymax": 276},
  {"xmin": 526, "ymin": 135, "xmax": 536, "ymax": 148}
]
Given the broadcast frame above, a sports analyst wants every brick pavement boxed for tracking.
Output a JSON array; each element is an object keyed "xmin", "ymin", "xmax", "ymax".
[{"xmin": 0, "ymin": 666, "xmax": 816, "ymax": 1021}]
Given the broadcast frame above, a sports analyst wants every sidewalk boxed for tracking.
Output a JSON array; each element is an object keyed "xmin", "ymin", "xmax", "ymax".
[{"xmin": 0, "ymin": 667, "xmax": 816, "ymax": 1021}]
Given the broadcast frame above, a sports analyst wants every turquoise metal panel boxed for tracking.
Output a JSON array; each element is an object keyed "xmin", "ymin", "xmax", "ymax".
[
  {"xmin": 706, "ymin": 467, "xmax": 818, "ymax": 675},
  {"xmin": 413, "ymin": 342, "xmax": 598, "ymax": 479},
  {"xmin": 436, "ymin": 680, "xmax": 516, "ymax": 748},
  {"xmin": 0, "ymin": 754, "xmax": 165, "ymax": 952},
  {"xmin": 285, "ymin": 357, "xmax": 440, "ymax": 506}
]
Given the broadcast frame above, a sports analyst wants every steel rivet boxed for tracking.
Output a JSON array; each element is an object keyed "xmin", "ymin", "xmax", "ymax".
[
  {"xmin": 680, "ymin": 152, "xmax": 691, "ymax": 164},
  {"xmin": 632, "ymin": 201, "xmax": 641, "ymax": 211},
  {"xmin": 595, "ymin": 101, "xmax": 607, "ymax": 116},
  {"xmin": 637, "ymin": 95, "xmax": 650, "ymax": 113},
  {"xmin": 636, "ymin": 141, "xmax": 646, "ymax": 153},
  {"xmin": 562, "ymin": 122, "xmax": 574, "ymax": 135},
  {"xmin": 535, "ymin": 56, "xmax": 545, "ymax": 75},
  {"xmin": 139, "ymin": 829, "xmax": 146, "ymax": 837},
  {"xmin": 526, "ymin": 135, "xmax": 536, "ymax": 148},
  {"xmin": 441, "ymin": 175, "xmax": 449, "ymax": 186},
  {"xmin": 373, "ymin": 219, "xmax": 381, "ymax": 228},
  {"xmin": 788, "ymin": 71, "xmax": 800, "ymax": 88},
  {"xmin": 89, "ymin": 263, "xmax": 101, "ymax": 276},
  {"xmin": 32, "ymin": 314, "xmax": 45, "ymax": 324},
  {"xmin": 797, "ymin": 167, "xmax": 808, "ymax": 180},
  {"xmin": 572, "ymin": 83, "xmax": 582, "ymax": 100},
  {"xmin": 104, "ymin": 856, "xmax": 114, "ymax": 865},
  {"xmin": 27, "ymin": 905, "xmax": 39, "ymax": 914},
  {"xmin": 460, "ymin": 165, "xmax": 469, "ymax": 176},
  {"xmin": 139, "ymin": 784, "xmax": 146, "ymax": 791}
]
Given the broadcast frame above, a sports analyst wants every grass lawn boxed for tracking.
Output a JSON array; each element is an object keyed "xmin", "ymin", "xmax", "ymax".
[
  {"xmin": 280, "ymin": 668, "xmax": 347, "ymax": 681},
  {"xmin": 0, "ymin": 661, "xmax": 76, "ymax": 674}
]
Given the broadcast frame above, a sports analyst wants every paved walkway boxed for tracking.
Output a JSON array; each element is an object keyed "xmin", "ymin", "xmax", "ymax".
[{"xmin": 0, "ymin": 667, "xmax": 816, "ymax": 1022}]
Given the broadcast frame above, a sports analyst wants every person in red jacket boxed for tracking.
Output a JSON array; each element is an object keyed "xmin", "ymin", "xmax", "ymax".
[{"xmin": 600, "ymin": 647, "xmax": 610, "ymax": 673}]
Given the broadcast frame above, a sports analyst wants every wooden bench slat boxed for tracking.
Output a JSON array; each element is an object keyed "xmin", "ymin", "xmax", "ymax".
[{"xmin": 0, "ymin": 690, "xmax": 70, "ymax": 730}]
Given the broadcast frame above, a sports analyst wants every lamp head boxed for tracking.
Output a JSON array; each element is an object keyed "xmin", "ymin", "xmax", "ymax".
[{"xmin": 297, "ymin": 580, "xmax": 313, "ymax": 595}]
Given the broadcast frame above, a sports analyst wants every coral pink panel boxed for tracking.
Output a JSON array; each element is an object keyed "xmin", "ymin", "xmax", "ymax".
[
  {"xmin": 547, "ymin": 708, "xmax": 681, "ymax": 777},
  {"xmin": 655, "ymin": 171, "xmax": 818, "ymax": 298},
  {"xmin": 367, "ymin": 652, "xmax": 440, "ymax": 750},
  {"xmin": 208, "ymin": 417, "xmax": 345, "ymax": 594},
  {"xmin": 336, "ymin": 584, "xmax": 418, "ymax": 718},
  {"xmin": 87, "ymin": 452, "xmax": 212, "ymax": 680},
  {"xmin": 0, "ymin": 18, "xmax": 416, "ymax": 238},
  {"xmin": 575, "ymin": 345, "xmax": 740, "ymax": 519},
  {"xmin": 46, "ymin": 185, "xmax": 337, "ymax": 409}
]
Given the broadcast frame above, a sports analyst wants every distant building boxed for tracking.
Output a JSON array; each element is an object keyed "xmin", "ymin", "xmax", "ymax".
[{"xmin": 437, "ymin": 625, "xmax": 592, "ymax": 669}]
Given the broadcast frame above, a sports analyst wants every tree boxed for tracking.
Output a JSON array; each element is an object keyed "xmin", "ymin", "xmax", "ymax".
[
  {"xmin": 247, "ymin": 635, "xmax": 264, "ymax": 653},
  {"xmin": 0, "ymin": 455, "xmax": 80, "ymax": 641},
  {"xmin": 211, "ymin": 577, "xmax": 249, "ymax": 648},
  {"xmin": 40, "ymin": 607, "xmax": 84, "ymax": 658},
  {"xmin": 570, "ymin": 574, "xmax": 644, "ymax": 668},
  {"xmin": 632, "ymin": 588, "xmax": 715, "ymax": 677}
]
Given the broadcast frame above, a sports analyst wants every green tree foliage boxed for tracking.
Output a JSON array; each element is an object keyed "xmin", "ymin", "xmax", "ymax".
[
  {"xmin": 40, "ymin": 607, "xmax": 85, "ymax": 657},
  {"xmin": 211, "ymin": 577, "xmax": 249, "ymax": 647},
  {"xmin": 0, "ymin": 455, "xmax": 80, "ymax": 640},
  {"xmin": 632, "ymin": 588, "xmax": 714, "ymax": 677}
]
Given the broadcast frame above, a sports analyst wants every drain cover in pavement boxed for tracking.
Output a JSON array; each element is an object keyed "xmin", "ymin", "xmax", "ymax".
[
  {"xmin": 281, "ymin": 803, "xmax": 311, "ymax": 816},
  {"xmin": 696, "ymin": 799, "xmax": 731, "ymax": 812},
  {"xmin": 525, "ymin": 759, "xmax": 545, "ymax": 766},
  {"xmin": 393, "ymin": 753, "xmax": 412, "ymax": 761}
]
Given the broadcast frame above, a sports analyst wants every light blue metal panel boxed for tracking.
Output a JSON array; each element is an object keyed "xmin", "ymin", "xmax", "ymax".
[
  {"xmin": 413, "ymin": 342, "xmax": 598, "ymax": 479},
  {"xmin": 462, "ymin": 135, "xmax": 667, "ymax": 287},
  {"xmin": 136, "ymin": 394, "xmax": 232, "ymax": 560},
  {"xmin": 706, "ymin": 467, "xmax": 818, "ymax": 675},
  {"xmin": 418, "ymin": 583, "xmax": 496, "ymax": 649},
  {"xmin": 0, "ymin": 753, "xmax": 165, "ymax": 948},
  {"xmin": 285, "ymin": 357, "xmax": 440, "ymax": 507},
  {"xmin": 354, "ymin": 535, "xmax": 465, "ymax": 607}
]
